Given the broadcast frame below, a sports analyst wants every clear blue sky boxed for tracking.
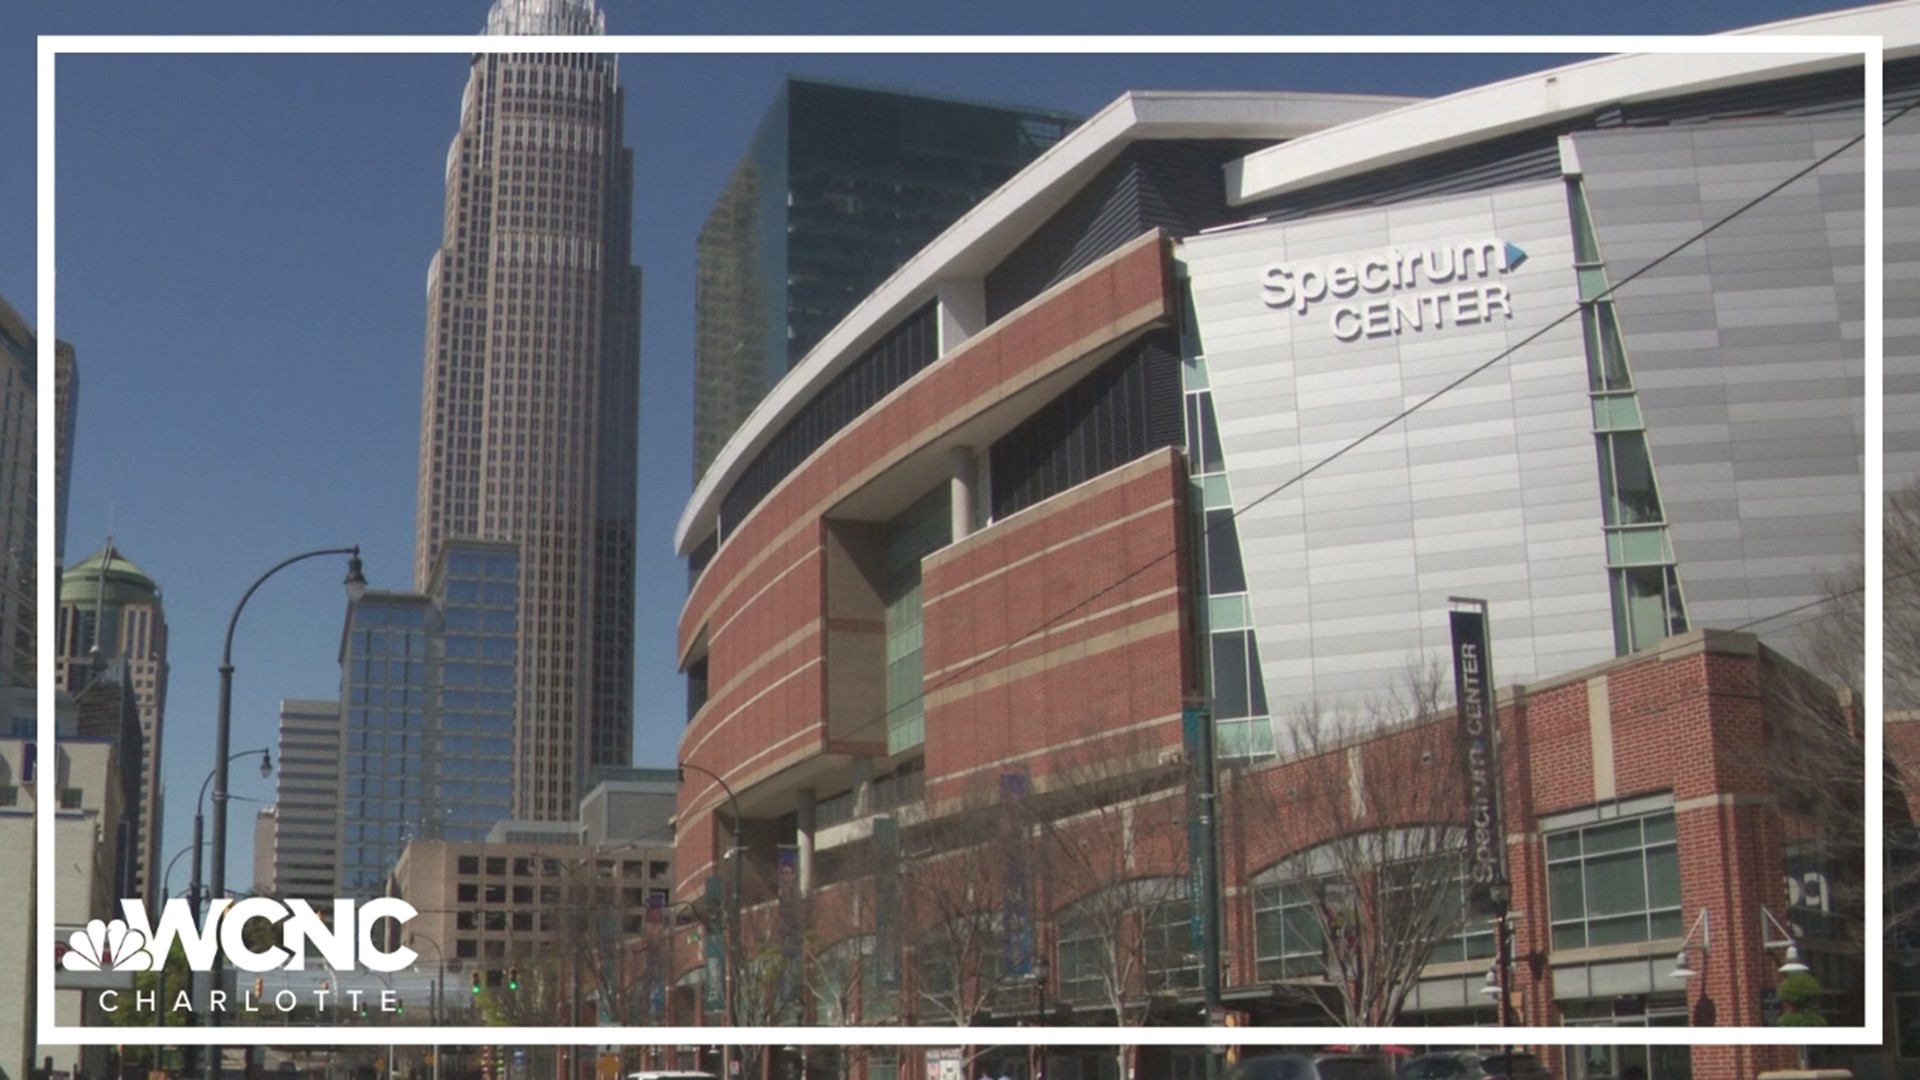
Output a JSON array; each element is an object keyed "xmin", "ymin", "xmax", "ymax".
[{"xmin": 6, "ymin": 0, "xmax": 1858, "ymax": 896}]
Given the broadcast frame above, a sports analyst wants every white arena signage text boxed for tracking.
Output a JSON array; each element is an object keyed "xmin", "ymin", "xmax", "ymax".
[{"xmin": 1260, "ymin": 238, "xmax": 1528, "ymax": 342}]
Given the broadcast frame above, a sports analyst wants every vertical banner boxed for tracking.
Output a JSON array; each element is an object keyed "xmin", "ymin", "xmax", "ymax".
[
  {"xmin": 1000, "ymin": 770, "xmax": 1034, "ymax": 978},
  {"xmin": 778, "ymin": 844, "xmax": 802, "ymax": 956},
  {"xmin": 1449, "ymin": 606, "xmax": 1506, "ymax": 913},
  {"xmin": 702, "ymin": 875, "xmax": 724, "ymax": 1011},
  {"xmin": 1182, "ymin": 704, "xmax": 1210, "ymax": 954},
  {"xmin": 645, "ymin": 891, "xmax": 667, "ymax": 1021},
  {"xmin": 872, "ymin": 816, "xmax": 901, "ymax": 990}
]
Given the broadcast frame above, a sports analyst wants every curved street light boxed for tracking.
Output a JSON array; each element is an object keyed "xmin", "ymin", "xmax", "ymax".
[
  {"xmin": 678, "ymin": 761, "xmax": 742, "ymax": 1080},
  {"xmin": 188, "ymin": 748, "xmax": 271, "ymax": 921},
  {"xmin": 205, "ymin": 545, "xmax": 365, "ymax": 1080}
]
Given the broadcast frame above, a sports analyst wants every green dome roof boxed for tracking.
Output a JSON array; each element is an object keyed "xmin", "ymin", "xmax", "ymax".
[{"xmin": 60, "ymin": 545, "xmax": 161, "ymax": 607}]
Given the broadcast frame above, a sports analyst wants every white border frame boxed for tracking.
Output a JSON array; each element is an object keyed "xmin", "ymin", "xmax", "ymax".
[{"xmin": 37, "ymin": 30, "xmax": 1883, "ymax": 1050}]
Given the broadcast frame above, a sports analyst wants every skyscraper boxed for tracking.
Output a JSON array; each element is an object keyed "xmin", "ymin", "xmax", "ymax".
[
  {"xmin": 54, "ymin": 340, "xmax": 77, "ymax": 572},
  {"xmin": 414, "ymin": 0, "xmax": 641, "ymax": 821},
  {"xmin": 335, "ymin": 540, "xmax": 519, "ymax": 899},
  {"xmin": 0, "ymin": 295, "xmax": 35, "ymax": 691},
  {"xmin": 55, "ymin": 544, "xmax": 168, "ymax": 906},
  {"xmin": 690, "ymin": 79, "xmax": 1080, "ymax": 481},
  {"xmin": 272, "ymin": 698, "xmax": 344, "ymax": 905}
]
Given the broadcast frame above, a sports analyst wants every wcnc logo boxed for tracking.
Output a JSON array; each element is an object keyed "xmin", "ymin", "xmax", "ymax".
[{"xmin": 60, "ymin": 897, "xmax": 419, "ymax": 974}]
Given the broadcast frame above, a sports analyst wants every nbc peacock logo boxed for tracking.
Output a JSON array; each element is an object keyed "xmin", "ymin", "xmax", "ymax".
[{"xmin": 60, "ymin": 918, "xmax": 155, "ymax": 972}]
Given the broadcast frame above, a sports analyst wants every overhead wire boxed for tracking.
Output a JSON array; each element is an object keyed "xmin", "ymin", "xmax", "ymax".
[{"xmin": 708, "ymin": 90, "xmax": 1910, "ymax": 756}]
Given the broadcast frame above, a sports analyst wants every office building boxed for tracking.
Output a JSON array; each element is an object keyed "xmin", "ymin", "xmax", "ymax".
[
  {"xmin": 337, "ymin": 539, "xmax": 519, "ymax": 899},
  {"xmin": 668, "ymin": 8, "xmax": 1907, "ymax": 1075},
  {"xmin": 387, "ymin": 772, "xmax": 675, "ymax": 1007},
  {"xmin": 690, "ymin": 78, "xmax": 1082, "ymax": 481},
  {"xmin": 2, "ymin": 707, "xmax": 135, "ymax": 1080},
  {"xmin": 413, "ymin": 0, "xmax": 642, "ymax": 822},
  {"xmin": 53, "ymin": 341, "xmax": 75, "ymax": 571},
  {"xmin": 271, "ymin": 697, "xmax": 345, "ymax": 904},
  {"xmin": 0, "ymin": 296, "xmax": 34, "ymax": 692},
  {"xmin": 54, "ymin": 544, "xmax": 167, "ymax": 908},
  {"xmin": 253, "ymin": 804, "xmax": 278, "ymax": 897}
]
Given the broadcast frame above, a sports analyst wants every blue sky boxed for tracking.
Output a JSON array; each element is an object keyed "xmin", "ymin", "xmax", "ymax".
[{"xmin": 7, "ymin": 0, "xmax": 1862, "ymax": 895}]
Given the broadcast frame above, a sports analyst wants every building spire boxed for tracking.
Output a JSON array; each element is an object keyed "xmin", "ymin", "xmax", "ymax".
[{"xmin": 483, "ymin": 0, "xmax": 605, "ymax": 35}]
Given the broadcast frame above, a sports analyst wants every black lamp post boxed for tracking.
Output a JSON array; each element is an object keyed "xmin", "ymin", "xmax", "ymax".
[
  {"xmin": 187, "ymin": 749, "xmax": 272, "ymax": 921},
  {"xmin": 1031, "ymin": 958, "xmax": 1050, "ymax": 1080},
  {"xmin": 678, "ymin": 761, "xmax": 742, "ymax": 1080},
  {"xmin": 205, "ymin": 546, "xmax": 365, "ymax": 1080}
]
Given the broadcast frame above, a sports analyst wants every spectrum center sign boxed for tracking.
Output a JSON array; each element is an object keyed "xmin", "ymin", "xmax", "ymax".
[{"xmin": 1260, "ymin": 237, "xmax": 1528, "ymax": 341}]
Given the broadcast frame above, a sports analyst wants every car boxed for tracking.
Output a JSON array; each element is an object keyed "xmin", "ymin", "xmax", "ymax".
[
  {"xmin": 1399, "ymin": 1051, "xmax": 1554, "ymax": 1080},
  {"xmin": 1227, "ymin": 1053, "xmax": 1400, "ymax": 1080},
  {"xmin": 625, "ymin": 1072, "xmax": 718, "ymax": 1080}
]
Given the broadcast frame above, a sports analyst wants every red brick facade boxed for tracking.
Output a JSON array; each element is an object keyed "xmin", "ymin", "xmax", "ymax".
[{"xmin": 669, "ymin": 227, "xmax": 1861, "ymax": 1076}]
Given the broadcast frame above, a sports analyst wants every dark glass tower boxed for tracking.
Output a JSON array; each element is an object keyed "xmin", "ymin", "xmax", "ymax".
[
  {"xmin": 691, "ymin": 79, "xmax": 1079, "ymax": 481},
  {"xmin": 414, "ymin": 0, "xmax": 641, "ymax": 821}
]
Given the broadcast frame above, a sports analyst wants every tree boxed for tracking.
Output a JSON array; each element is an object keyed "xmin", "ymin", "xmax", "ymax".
[
  {"xmin": 1022, "ymin": 726, "xmax": 1193, "ymax": 1079},
  {"xmin": 1766, "ymin": 477, "xmax": 1907, "ymax": 941},
  {"xmin": 1232, "ymin": 661, "xmax": 1483, "ymax": 1027},
  {"xmin": 902, "ymin": 778, "xmax": 1041, "ymax": 1028},
  {"xmin": 1776, "ymin": 970, "xmax": 1828, "ymax": 1027}
]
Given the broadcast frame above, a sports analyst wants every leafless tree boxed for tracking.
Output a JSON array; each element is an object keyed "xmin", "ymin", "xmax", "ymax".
[
  {"xmin": 1022, "ymin": 726, "xmax": 1193, "ymax": 1080},
  {"xmin": 1234, "ymin": 661, "xmax": 1482, "ymax": 1027},
  {"xmin": 1771, "ymin": 477, "xmax": 1918, "ymax": 942},
  {"xmin": 902, "ymin": 777, "xmax": 1044, "ymax": 1028}
]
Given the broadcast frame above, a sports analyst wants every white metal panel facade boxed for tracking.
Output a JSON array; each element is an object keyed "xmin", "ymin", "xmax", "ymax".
[{"xmin": 1180, "ymin": 180, "xmax": 1610, "ymax": 718}]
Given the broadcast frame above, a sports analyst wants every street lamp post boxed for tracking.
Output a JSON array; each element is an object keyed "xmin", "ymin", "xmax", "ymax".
[
  {"xmin": 205, "ymin": 546, "xmax": 365, "ymax": 1080},
  {"xmin": 1030, "ymin": 958, "xmax": 1050, "ymax": 1080},
  {"xmin": 408, "ymin": 931, "xmax": 448, "ymax": 1080},
  {"xmin": 188, "ymin": 749, "xmax": 272, "ymax": 920},
  {"xmin": 678, "ymin": 761, "xmax": 741, "ymax": 1080}
]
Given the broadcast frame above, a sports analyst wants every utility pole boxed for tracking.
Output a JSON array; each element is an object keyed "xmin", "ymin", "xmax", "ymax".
[{"xmin": 1184, "ymin": 701, "xmax": 1224, "ymax": 1080}]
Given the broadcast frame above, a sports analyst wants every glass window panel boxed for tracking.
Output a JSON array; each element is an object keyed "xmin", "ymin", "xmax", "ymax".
[
  {"xmin": 1646, "ymin": 846, "xmax": 1680, "ymax": 909},
  {"xmin": 1584, "ymin": 820, "xmax": 1644, "ymax": 855},
  {"xmin": 1553, "ymin": 922, "xmax": 1589, "ymax": 951},
  {"xmin": 1247, "ymin": 635, "xmax": 1269, "ymax": 718},
  {"xmin": 1549, "ymin": 861, "xmax": 1586, "ymax": 918},
  {"xmin": 1648, "ymin": 907, "xmax": 1682, "ymax": 941},
  {"xmin": 1212, "ymin": 631, "xmax": 1250, "ymax": 720},
  {"xmin": 1610, "ymin": 433, "xmax": 1663, "ymax": 525},
  {"xmin": 1643, "ymin": 812, "xmax": 1676, "ymax": 845},
  {"xmin": 1217, "ymin": 720, "xmax": 1252, "ymax": 759},
  {"xmin": 1186, "ymin": 395, "xmax": 1202, "ymax": 468},
  {"xmin": 1197, "ymin": 394, "xmax": 1225, "ymax": 474},
  {"xmin": 1206, "ymin": 509, "xmax": 1247, "ymax": 595},
  {"xmin": 1584, "ymin": 851, "xmax": 1648, "ymax": 916},
  {"xmin": 1568, "ymin": 183, "xmax": 1601, "ymax": 264},
  {"xmin": 1587, "ymin": 912, "xmax": 1648, "ymax": 947},
  {"xmin": 1208, "ymin": 594, "xmax": 1248, "ymax": 632},
  {"xmin": 1202, "ymin": 474, "xmax": 1233, "ymax": 510},
  {"xmin": 1620, "ymin": 567, "xmax": 1671, "ymax": 653}
]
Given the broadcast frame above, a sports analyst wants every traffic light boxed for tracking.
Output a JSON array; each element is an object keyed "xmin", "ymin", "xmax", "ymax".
[
  {"xmin": 395, "ymin": 995, "xmax": 404, "ymax": 1015},
  {"xmin": 252, "ymin": 977, "xmax": 264, "ymax": 999},
  {"xmin": 471, "ymin": 972, "xmax": 482, "ymax": 995},
  {"xmin": 507, "ymin": 965, "xmax": 519, "ymax": 991}
]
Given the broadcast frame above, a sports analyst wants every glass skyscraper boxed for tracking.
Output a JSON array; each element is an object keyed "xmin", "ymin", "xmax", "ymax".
[
  {"xmin": 691, "ymin": 79, "xmax": 1080, "ymax": 481},
  {"xmin": 337, "ymin": 539, "xmax": 519, "ymax": 899},
  {"xmin": 413, "ymin": 0, "xmax": 641, "ymax": 822}
]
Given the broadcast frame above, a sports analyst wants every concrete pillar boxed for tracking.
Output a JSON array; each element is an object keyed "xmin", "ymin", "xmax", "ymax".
[
  {"xmin": 950, "ymin": 446, "xmax": 977, "ymax": 540},
  {"xmin": 852, "ymin": 758, "xmax": 875, "ymax": 818},
  {"xmin": 936, "ymin": 279, "xmax": 987, "ymax": 355},
  {"xmin": 796, "ymin": 788, "xmax": 816, "ymax": 896}
]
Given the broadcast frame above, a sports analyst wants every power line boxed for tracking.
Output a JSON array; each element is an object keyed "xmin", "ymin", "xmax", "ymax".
[{"xmin": 698, "ymin": 92, "xmax": 1906, "ymax": 767}]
